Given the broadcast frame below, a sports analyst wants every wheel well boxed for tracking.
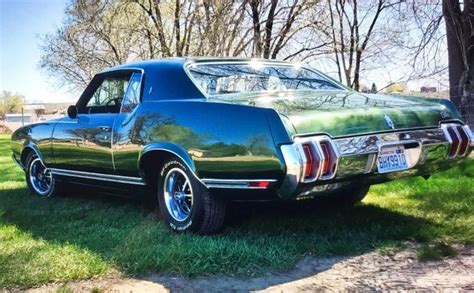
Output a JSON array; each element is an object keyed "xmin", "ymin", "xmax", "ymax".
[
  {"xmin": 20, "ymin": 147, "xmax": 35, "ymax": 167},
  {"xmin": 139, "ymin": 150, "xmax": 176, "ymax": 186}
]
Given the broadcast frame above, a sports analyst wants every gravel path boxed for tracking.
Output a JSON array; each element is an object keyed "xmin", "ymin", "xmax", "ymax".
[{"xmin": 25, "ymin": 245, "xmax": 474, "ymax": 292}]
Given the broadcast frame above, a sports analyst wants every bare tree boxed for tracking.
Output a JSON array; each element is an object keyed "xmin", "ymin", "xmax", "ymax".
[
  {"xmin": 321, "ymin": 0, "xmax": 407, "ymax": 91},
  {"xmin": 443, "ymin": 0, "xmax": 474, "ymax": 125},
  {"xmin": 40, "ymin": 0, "xmax": 329, "ymax": 91},
  {"xmin": 41, "ymin": 0, "xmax": 457, "ymax": 107},
  {"xmin": 248, "ymin": 0, "xmax": 315, "ymax": 59}
]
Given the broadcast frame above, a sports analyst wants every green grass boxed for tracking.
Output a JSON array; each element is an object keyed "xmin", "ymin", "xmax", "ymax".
[
  {"xmin": 417, "ymin": 240, "xmax": 458, "ymax": 261},
  {"xmin": 0, "ymin": 133, "xmax": 473, "ymax": 288}
]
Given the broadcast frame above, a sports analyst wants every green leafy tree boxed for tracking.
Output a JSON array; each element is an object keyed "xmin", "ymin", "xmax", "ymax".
[{"xmin": 0, "ymin": 91, "xmax": 25, "ymax": 118}]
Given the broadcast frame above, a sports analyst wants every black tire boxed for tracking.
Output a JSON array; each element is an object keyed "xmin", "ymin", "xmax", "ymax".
[
  {"xmin": 331, "ymin": 185, "xmax": 370, "ymax": 206},
  {"xmin": 25, "ymin": 152, "xmax": 64, "ymax": 197},
  {"xmin": 157, "ymin": 158, "xmax": 226, "ymax": 234}
]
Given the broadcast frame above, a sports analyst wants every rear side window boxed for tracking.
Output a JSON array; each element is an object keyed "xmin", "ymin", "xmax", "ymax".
[{"xmin": 121, "ymin": 72, "xmax": 142, "ymax": 113}]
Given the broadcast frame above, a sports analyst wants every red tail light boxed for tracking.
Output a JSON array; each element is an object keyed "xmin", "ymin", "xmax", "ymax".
[
  {"xmin": 443, "ymin": 124, "xmax": 472, "ymax": 158},
  {"xmin": 297, "ymin": 138, "xmax": 339, "ymax": 182},
  {"xmin": 319, "ymin": 141, "xmax": 338, "ymax": 179},
  {"xmin": 457, "ymin": 126, "xmax": 469, "ymax": 156},
  {"xmin": 248, "ymin": 181, "xmax": 270, "ymax": 188},
  {"xmin": 320, "ymin": 143, "xmax": 330, "ymax": 175},
  {"xmin": 302, "ymin": 144, "xmax": 313, "ymax": 178},
  {"xmin": 447, "ymin": 127, "xmax": 460, "ymax": 158}
]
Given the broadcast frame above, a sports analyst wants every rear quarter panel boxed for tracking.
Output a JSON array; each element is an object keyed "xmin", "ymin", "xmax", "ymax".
[{"xmin": 114, "ymin": 100, "xmax": 288, "ymax": 180}]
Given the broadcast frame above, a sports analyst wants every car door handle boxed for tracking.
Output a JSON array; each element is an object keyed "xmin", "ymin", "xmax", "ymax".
[{"xmin": 98, "ymin": 126, "xmax": 112, "ymax": 132}]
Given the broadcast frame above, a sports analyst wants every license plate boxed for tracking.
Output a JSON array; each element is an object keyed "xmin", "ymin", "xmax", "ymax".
[{"xmin": 377, "ymin": 145, "xmax": 409, "ymax": 174}]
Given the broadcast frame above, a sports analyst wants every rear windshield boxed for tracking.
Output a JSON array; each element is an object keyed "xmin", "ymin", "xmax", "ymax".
[{"xmin": 187, "ymin": 62, "xmax": 342, "ymax": 96}]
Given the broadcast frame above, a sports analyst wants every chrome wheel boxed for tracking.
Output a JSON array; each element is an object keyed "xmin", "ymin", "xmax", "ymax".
[
  {"xmin": 163, "ymin": 167, "xmax": 194, "ymax": 222},
  {"xmin": 29, "ymin": 158, "xmax": 53, "ymax": 196}
]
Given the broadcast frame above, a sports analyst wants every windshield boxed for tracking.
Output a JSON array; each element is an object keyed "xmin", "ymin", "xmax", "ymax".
[{"xmin": 187, "ymin": 62, "xmax": 342, "ymax": 96}]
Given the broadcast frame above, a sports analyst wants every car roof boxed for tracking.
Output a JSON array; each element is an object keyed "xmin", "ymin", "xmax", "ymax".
[
  {"xmin": 99, "ymin": 57, "xmax": 298, "ymax": 101},
  {"xmin": 101, "ymin": 57, "xmax": 294, "ymax": 72}
]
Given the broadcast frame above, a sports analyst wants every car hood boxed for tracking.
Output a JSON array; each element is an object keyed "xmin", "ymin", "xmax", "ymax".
[{"xmin": 209, "ymin": 90, "xmax": 462, "ymax": 137}]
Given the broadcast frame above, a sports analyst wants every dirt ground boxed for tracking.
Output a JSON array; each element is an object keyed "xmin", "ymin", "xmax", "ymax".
[{"xmin": 23, "ymin": 244, "xmax": 474, "ymax": 292}]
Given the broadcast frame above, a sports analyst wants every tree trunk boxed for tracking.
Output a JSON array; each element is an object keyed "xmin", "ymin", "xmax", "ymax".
[
  {"xmin": 443, "ymin": 0, "xmax": 474, "ymax": 126},
  {"xmin": 249, "ymin": 0, "xmax": 262, "ymax": 57}
]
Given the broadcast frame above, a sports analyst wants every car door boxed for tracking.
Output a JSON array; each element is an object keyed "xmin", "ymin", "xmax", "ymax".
[{"xmin": 52, "ymin": 71, "xmax": 133, "ymax": 174}]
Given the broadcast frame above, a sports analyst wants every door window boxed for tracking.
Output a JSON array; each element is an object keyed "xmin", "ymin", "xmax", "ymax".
[{"xmin": 86, "ymin": 77, "xmax": 130, "ymax": 114}]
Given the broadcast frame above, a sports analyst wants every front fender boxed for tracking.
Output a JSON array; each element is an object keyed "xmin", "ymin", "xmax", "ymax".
[{"xmin": 11, "ymin": 123, "xmax": 54, "ymax": 167}]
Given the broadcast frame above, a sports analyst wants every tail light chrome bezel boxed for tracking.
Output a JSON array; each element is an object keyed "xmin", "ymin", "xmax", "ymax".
[
  {"xmin": 319, "ymin": 140, "xmax": 339, "ymax": 180},
  {"xmin": 293, "ymin": 135, "xmax": 340, "ymax": 183},
  {"xmin": 463, "ymin": 125, "xmax": 474, "ymax": 147},
  {"xmin": 441, "ymin": 123, "xmax": 473, "ymax": 158},
  {"xmin": 296, "ymin": 141, "xmax": 323, "ymax": 182}
]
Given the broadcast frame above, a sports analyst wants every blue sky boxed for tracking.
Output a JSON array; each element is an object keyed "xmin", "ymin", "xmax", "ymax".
[
  {"xmin": 0, "ymin": 0, "xmax": 76, "ymax": 103},
  {"xmin": 0, "ymin": 0, "xmax": 446, "ymax": 102}
]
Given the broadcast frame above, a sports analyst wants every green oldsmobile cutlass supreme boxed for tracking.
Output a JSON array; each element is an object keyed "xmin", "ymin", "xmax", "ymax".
[{"xmin": 11, "ymin": 58, "xmax": 473, "ymax": 234}]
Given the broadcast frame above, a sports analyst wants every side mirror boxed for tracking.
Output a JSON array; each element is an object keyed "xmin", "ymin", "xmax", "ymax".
[{"xmin": 67, "ymin": 105, "xmax": 78, "ymax": 119}]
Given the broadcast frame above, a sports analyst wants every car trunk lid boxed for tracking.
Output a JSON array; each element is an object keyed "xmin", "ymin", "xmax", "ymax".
[{"xmin": 210, "ymin": 90, "xmax": 460, "ymax": 138}]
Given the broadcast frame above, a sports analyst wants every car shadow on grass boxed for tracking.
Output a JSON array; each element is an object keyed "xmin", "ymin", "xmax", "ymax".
[{"xmin": 0, "ymin": 181, "xmax": 442, "ymax": 289}]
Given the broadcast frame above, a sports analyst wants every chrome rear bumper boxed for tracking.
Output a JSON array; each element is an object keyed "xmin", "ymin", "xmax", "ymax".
[{"xmin": 279, "ymin": 123, "xmax": 473, "ymax": 198}]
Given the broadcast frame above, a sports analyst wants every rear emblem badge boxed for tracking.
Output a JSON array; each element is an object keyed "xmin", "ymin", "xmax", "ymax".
[
  {"xmin": 440, "ymin": 110, "xmax": 451, "ymax": 119},
  {"xmin": 384, "ymin": 114, "xmax": 395, "ymax": 129}
]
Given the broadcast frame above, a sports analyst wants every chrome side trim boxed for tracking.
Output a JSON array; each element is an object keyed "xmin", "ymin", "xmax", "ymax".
[
  {"xmin": 51, "ymin": 168, "xmax": 146, "ymax": 185},
  {"xmin": 201, "ymin": 178, "xmax": 277, "ymax": 189}
]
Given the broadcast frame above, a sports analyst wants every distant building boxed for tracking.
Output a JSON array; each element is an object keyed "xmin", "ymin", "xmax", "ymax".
[
  {"xmin": 23, "ymin": 104, "xmax": 46, "ymax": 112},
  {"xmin": 420, "ymin": 86, "xmax": 437, "ymax": 93},
  {"xmin": 3, "ymin": 102, "xmax": 68, "ymax": 131},
  {"xmin": 5, "ymin": 113, "xmax": 32, "ymax": 123}
]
